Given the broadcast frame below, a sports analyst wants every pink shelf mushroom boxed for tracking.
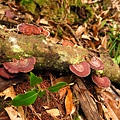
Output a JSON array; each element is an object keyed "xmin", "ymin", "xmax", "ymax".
[
  {"xmin": 3, "ymin": 57, "xmax": 36, "ymax": 74},
  {"xmin": 88, "ymin": 56, "xmax": 104, "ymax": 70},
  {"xmin": 39, "ymin": 27, "xmax": 50, "ymax": 37},
  {"xmin": 0, "ymin": 67, "xmax": 16, "ymax": 79},
  {"xmin": 92, "ymin": 75, "xmax": 111, "ymax": 88},
  {"xmin": 69, "ymin": 61, "xmax": 91, "ymax": 77},
  {"xmin": 61, "ymin": 40, "xmax": 74, "ymax": 46},
  {"xmin": 17, "ymin": 23, "xmax": 50, "ymax": 37},
  {"xmin": 17, "ymin": 23, "xmax": 41, "ymax": 35}
]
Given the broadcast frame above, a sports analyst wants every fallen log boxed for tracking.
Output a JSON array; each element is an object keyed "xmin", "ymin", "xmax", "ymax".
[{"xmin": 0, "ymin": 29, "xmax": 120, "ymax": 83}]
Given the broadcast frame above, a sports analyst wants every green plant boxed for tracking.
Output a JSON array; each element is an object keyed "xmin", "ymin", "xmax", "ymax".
[
  {"xmin": 108, "ymin": 33, "xmax": 120, "ymax": 65},
  {"xmin": 11, "ymin": 72, "xmax": 68, "ymax": 107}
]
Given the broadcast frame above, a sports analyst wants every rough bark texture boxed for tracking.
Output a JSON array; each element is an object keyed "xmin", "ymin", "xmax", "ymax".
[
  {"xmin": 0, "ymin": 29, "xmax": 120, "ymax": 83},
  {"xmin": 0, "ymin": 74, "xmax": 29, "ymax": 92},
  {"xmin": 73, "ymin": 78, "xmax": 102, "ymax": 120}
]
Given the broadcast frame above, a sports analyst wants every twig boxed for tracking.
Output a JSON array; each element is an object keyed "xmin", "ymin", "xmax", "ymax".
[
  {"xmin": 111, "ymin": 84, "xmax": 120, "ymax": 97},
  {"xmin": 28, "ymin": 105, "xmax": 42, "ymax": 120},
  {"xmin": 60, "ymin": 23, "xmax": 83, "ymax": 46}
]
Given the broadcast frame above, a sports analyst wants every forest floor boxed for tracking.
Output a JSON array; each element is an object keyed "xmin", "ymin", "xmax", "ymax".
[{"xmin": 0, "ymin": 0, "xmax": 120, "ymax": 120}]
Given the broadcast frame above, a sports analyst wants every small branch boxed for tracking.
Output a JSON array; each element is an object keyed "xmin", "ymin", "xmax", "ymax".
[{"xmin": 60, "ymin": 23, "xmax": 83, "ymax": 46}]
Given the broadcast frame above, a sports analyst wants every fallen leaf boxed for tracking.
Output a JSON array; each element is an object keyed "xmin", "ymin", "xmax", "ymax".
[
  {"xmin": 82, "ymin": 34, "xmax": 91, "ymax": 40},
  {"xmin": 65, "ymin": 88, "xmax": 76, "ymax": 116},
  {"xmin": 75, "ymin": 25, "xmax": 85, "ymax": 38},
  {"xmin": 58, "ymin": 86, "xmax": 69, "ymax": 99},
  {"xmin": 5, "ymin": 106, "xmax": 24, "ymax": 120},
  {"xmin": 101, "ymin": 35, "xmax": 108, "ymax": 49},
  {"xmin": 43, "ymin": 106, "xmax": 60, "ymax": 117},
  {"xmin": 0, "ymin": 86, "xmax": 16, "ymax": 99},
  {"xmin": 92, "ymin": 24, "xmax": 98, "ymax": 37},
  {"xmin": 53, "ymin": 76, "xmax": 74, "ymax": 85}
]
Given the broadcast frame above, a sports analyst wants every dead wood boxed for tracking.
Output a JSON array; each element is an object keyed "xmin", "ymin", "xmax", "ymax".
[
  {"xmin": 73, "ymin": 78, "xmax": 102, "ymax": 120},
  {"xmin": 0, "ymin": 29, "xmax": 120, "ymax": 83},
  {"xmin": 0, "ymin": 74, "xmax": 29, "ymax": 92}
]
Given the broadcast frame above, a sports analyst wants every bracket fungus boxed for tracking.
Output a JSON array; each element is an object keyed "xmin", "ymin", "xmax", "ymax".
[
  {"xmin": 40, "ymin": 27, "xmax": 50, "ymax": 37},
  {"xmin": 17, "ymin": 23, "xmax": 50, "ymax": 37},
  {"xmin": 3, "ymin": 57, "xmax": 36, "ymax": 74},
  {"xmin": 0, "ymin": 67, "xmax": 16, "ymax": 79},
  {"xmin": 17, "ymin": 23, "xmax": 41, "ymax": 35},
  {"xmin": 69, "ymin": 61, "xmax": 91, "ymax": 77},
  {"xmin": 61, "ymin": 40, "xmax": 74, "ymax": 46},
  {"xmin": 88, "ymin": 57, "xmax": 104, "ymax": 70},
  {"xmin": 92, "ymin": 75, "xmax": 111, "ymax": 88}
]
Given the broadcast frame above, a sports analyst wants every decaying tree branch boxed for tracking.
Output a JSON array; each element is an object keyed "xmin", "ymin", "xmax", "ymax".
[
  {"xmin": 0, "ymin": 29, "xmax": 120, "ymax": 83},
  {"xmin": 73, "ymin": 78, "xmax": 102, "ymax": 120}
]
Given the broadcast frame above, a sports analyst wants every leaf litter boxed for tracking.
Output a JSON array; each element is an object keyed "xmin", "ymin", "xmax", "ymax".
[{"xmin": 0, "ymin": 0, "xmax": 120, "ymax": 120}]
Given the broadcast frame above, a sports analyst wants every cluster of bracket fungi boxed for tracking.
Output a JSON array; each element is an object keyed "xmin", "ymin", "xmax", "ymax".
[
  {"xmin": 0, "ymin": 57, "xmax": 36, "ymax": 79},
  {"xmin": 0, "ymin": 55, "xmax": 110, "ymax": 88},
  {"xmin": 69, "ymin": 56, "xmax": 111, "ymax": 88},
  {"xmin": 17, "ymin": 23, "xmax": 50, "ymax": 37}
]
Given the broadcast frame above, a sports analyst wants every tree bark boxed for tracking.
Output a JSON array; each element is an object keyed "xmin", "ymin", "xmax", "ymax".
[
  {"xmin": 0, "ymin": 29, "xmax": 120, "ymax": 83},
  {"xmin": 73, "ymin": 78, "xmax": 102, "ymax": 120}
]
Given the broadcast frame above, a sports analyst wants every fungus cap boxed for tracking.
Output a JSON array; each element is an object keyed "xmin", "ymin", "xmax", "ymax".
[
  {"xmin": 69, "ymin": 61, "xmax": 91, "ymax": 77},
  {"xmin": 17, "ymin": 23, "xmax": 41, "ymax": 35},
  {"xmin": 3, "ymin": 57, "xmax": 36, "ymax": 73},
  {"xmin": 89, "ymin": 57, "xmax": 104, "ymax": 70},
  {"xmin": 61, "ymin": 40, "xmax": 74, "ymax": 46},
  {"xmin": 39, "ymin": 27, "xmax": 50, "ymax": 37},
  {"xmin": 92, "ymin": 75, "xmax": 111, "ymax": 88},
  {"xmin": 0, "ymin": 67, "xmax": 16, "ymax": 79}
]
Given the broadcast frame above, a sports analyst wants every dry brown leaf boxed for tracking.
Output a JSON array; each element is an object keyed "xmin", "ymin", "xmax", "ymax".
[
  {"xmin": 0, "ymin": 87, "xmax": 25, "ymax": 120},
  {"xmin": 53, "ymin": 76, "xmax": 74, "ymax": 85},
  {"xmin": 75, "ymin": 25, "xmax": 86, "ymax": 38},
  {"xmin": 87, "ymin": 40, "xmax": 96, "ymax": 49},
  {"xmin": 58, "ymin": 86, "xmax": 69, "ymax": 99},
  {"xmin": 5, "ymin": 106, "xmax": 25, "ymax": 120},
  {"xmin": 81, "ymin": 34, "xmax": 91, "ymax": 40},
  {"xmin": 46, "ymin": 108, "xmax": 60, "ymax": 117},
  {"xmin": 101, "ymin": 91, "xmax": 120, "ymax": 119},
  {"xmin": 96, "ymin": 87, "xmax": 120, "ymax": 120},
  {"xmin": 101, "ymin": 35, "xmax": 108, "ymax": 49},
  {"xmin": 65, "ymin": 88, "xmax": 75, "ymax": 116},
  {"xmin": 0, "ymin": 86, "xmax": 16, "ymax": 99},
  {"xmin": 92, "ymin": 24, "xmax": 98, "ymax": 37}
]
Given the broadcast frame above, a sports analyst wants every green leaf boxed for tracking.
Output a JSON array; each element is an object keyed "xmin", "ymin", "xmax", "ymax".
[
  {"xmin": 112, "ymin": 55, "xmax": 120, "ymax": 65},
  {"xmin": 48, "ymin": 82, "xmax": 68, "ymax": 92},
  {"xmin": 100, "ymin": 20, "xmax": 106, "ymax": 29},
  {"xmin": 38, "ymin": 90, "xmax": 46, "ymax": 98},
  {"xmin": 30, "ymin": 72, "xmax": 43, "ymax": 87},
  {"xmin": 11, "ymin": 90, "xmax": 38, "ymax": 106}
]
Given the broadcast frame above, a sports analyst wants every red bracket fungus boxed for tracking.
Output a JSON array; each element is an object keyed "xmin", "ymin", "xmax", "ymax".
[
  {"xmin": 92, "ymin": 75, "xmax": 111, "ymax": 88},
  {"xmin": 3, "ymin": 57, "xmax": 36, "ymax": 74},
  {"xmin": 39, "ymin": 27, "xmax": 50, "ymax": 37},
  {"xmin": 61, "ymin": 40, "xmax": 74, "ymax": 46},
  {"xmin": 88, "ymin": 56, "xmax": 104, "ymax": 70},
  {"xmin": 0, "ymin": 67, "xmax": 16, "ymax": 79},
  {"xmin": 17, "ymin": 23, "xmax": 50, "ymax": 37},
  {"xmin": 17, "ymin": 23, "xmax": 41, "ymax": 35},
  {"xmin": 69, "ymin": 61, "xmax": 91, "ymax": 77}
]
